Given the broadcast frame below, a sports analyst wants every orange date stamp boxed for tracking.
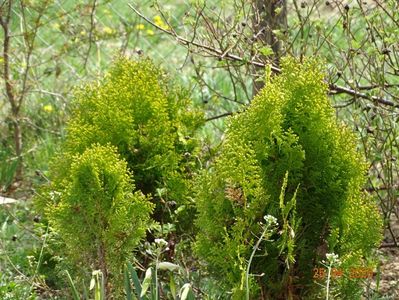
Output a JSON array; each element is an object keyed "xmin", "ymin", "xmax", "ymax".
[{"xmin": 313, "ymin": 267, "xmax": 373, "ymax": 280}]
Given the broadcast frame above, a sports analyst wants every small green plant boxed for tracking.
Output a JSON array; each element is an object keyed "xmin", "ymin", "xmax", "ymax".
[
  {"xmin": 322, "ymin": 253, "xmax": 341, "ymax": 300},
  {"xmin": 66, "ymin": 270, "xmax": 82, "ymax": 300},
  {"xmin": 0, "ymin": 202, "xmax": 43, "ymax": 300},
  {"xmin": 46, "ymin": 144, "xmax": 153, "ymax": 295},
  {"xmin": 124, "ymin": 259, "xmax": 195, "ymax": 300},
  {"xmin": 66, "ymin": 242, "xmax": 195, "ymax": 300},
  {"xmin": 245, "ymin": 214, "xmax": 278, "ymax": 300},
  {"xmin": 124, "ymin": 238, "xmax": 195, "ymax": 300},
  {"xmin": 194, "ymin": 57, "xmax": 382, "ymax": 299},
  {"xmin": 66, "ymin": 269, "xmax": 106, "ymax": 300}
]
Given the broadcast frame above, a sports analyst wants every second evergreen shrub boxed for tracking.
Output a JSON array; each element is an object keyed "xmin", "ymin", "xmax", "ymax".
[{"xmin": 194, "ymin": 58, "xmax": 382, "ymax": 299}]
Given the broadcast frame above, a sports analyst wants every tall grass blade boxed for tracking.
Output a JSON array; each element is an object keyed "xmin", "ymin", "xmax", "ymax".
[
  {"xmin": 124, "ymin": 266, "xmax": 133, "ymax": 300},
  {"xmin": 180, "ymin": 283, "xmax": 191, "ymax": 300},
  {"xmin": 82, "ymin": 280, "xmax": 89, "ymax": 300},
  {"xmin": 151, "ymin": 266, "xmax": 157, "ymax": 300},
  {"xmin": 100, "ymin": 272, "xmax": 105, "ymax": 300},
  {"xmin": 65, "ymin": 270, "xmax": 81, "ymax": 300},
  {"xmin": 141, "ymin": 267, "xmax": 152, "ymax": 298},
  {"xmin": 128, "ymin": 262, "xmax": 143, "ymax": 299}
]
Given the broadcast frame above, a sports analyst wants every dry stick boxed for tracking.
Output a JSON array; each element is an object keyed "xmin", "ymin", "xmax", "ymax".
[
  {"xmin": 206, "ymin": 112, "xmax": 234, "ymax": 122},
  {"xmin": 191, "ymin": 57, "xmax": 246, "ymax": 106},
  {"xmin": 328, "ymin": 84, "xmax": 397, "ymax": 108},
  {"xmin": 128, "ymin": 3, "xmax": 398, "ymax": 110},
  {"xmin": 128, "ymin": 3, "xmax": 279, "ymax": 72},
  {"xmin": 84, "ymin": 0, "xmax": 97, "ymax": 70},
  {"xmin": 380, "ymin": 242, "xmax": 399, "ymax": 249}
]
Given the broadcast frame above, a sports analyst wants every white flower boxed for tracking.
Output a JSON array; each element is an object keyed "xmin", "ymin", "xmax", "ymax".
[
  {"xmin": 264, "ymin": 215, "xmax": 278, "ymax": 226},
  {"xmin": 154, "ymin": 238, "xmax": 168, "ymax": 247},
  {"xmin": 49, "ymin": 191, "xmax": 61, "ymax": 200},
  {"xmin": 325, "ymin": 253, "xmax": 340, "ymax": 265}
]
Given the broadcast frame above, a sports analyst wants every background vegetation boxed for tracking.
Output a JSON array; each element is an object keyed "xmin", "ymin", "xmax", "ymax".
[{"xmin": 0, "ymin": 0, "xmax": 397, "ymax": 299}]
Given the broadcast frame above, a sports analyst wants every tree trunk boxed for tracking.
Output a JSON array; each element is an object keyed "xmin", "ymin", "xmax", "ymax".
[
  {"xmin": 1, "ymin": 0, "xmax": 24, "ymax": 182},
  {"xmin": 252, "ymin": 0, "xmax": 287, "ymax": 95}
]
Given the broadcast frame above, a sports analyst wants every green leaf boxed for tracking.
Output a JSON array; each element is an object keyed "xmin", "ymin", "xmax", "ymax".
[
  {"xmin": 82, "ymin": 280, "xmax": 89, "ymax": 300},
  {"xmin": 140, "ymin": 267, "xmax": 152, "ymax": 297},
  {"xmin": 124, "ymin": 266, "xmax": 133, "ymax": 300},
  {"xmin": 65, "ymin": 270, "xmax": 81, "ymax": 300},
  {"xmin": 259, "ymin": 46, "xmax": 274, "ymax": 57},
  {"xmin": 151, "ymin": 266, "xmax": 157, "ymax": 300},
  {"xmin": 89, "ymin": 278, "xmax": 95, "ymax": 291},
  {"xmin": 128, "ymin": 262, "xmax": 142, "ymax": 299},
  {"xmin": 157, "ymin": 262, "xmax": 180, "ymax": 272},
  {"xmin": 180, "ymin": 283, "xmax": 191, "ymax": 300},
  {"xmin": 169, "ymin": 275, "xmax": 176, "ymax": 298},
  {"xmin": 175, "ymin": 205, "xmax": 186, "ymax": 215},
  {"xmin": 100, "ymin": 272, "xmax": 105, "ymax": 300},
  {"xmin": 95, "ymin": 282, "xmax": 101, "ymax": 300},
  {"xmin": 274, "ymin": 7, "xmax": 282, "ymax": 15}
]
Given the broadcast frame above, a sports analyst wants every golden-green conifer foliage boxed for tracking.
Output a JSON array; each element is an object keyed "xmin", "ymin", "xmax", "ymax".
[
  {"xmin": 47, "ymin": 145, "xmax": 153, "ymax": 281},
  {"xmin": 39, "ymin": 58, "xmax": 203, "ymax": 225},
  {"xmin": 194, "ymin": 58, "xmax": 382, "ymax": 298},
  {"xmin": 66, "ymin": 58, "xmax": 202, "ymax": 201},
  {"xmin": 37, "ymin": 58, "xmax": 203, "ymax": 293}
]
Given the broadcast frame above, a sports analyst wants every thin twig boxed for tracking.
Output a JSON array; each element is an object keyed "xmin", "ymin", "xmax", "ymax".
[
  {"xmin": 328, "ymin": 84, "xmax": 398, "ymax": 108},
  {"xmin": 380, "ymin": 242, "xmax": 399, "ymax": 249},
  {"xmin": 127, "ymin": 3, "xmax": 279, "ymax": 71},
  {"xmin": 206, "ymin": 111, "xmax": 234, "ymax": 122},
  {"xmin": 128, "ymin": 3, "xmax": 398, "ymax": 109},
  {"xmin": 84, "ymin": 0, "xmax": 97, "ymax": 70}
]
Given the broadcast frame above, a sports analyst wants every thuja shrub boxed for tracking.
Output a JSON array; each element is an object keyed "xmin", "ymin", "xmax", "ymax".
[
  {"xmin": 47, "ymin": 144, "xmax": 153, "ymax": 294},
  {"xmin": 35, "ymin": 58, "xmax": 202, "ymax": 294},
  {"xmin": 194, "ymin": 58, "xmax": 382, "ymax": 299},
  {"xmin": 38, "ymin": 57, "xmax": 203, "ymax": 229}
]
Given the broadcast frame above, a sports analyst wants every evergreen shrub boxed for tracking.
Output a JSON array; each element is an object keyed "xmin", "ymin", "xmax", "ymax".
[
  {"xmin": 36, "ymin": 57, "xmax": 203, "ymax": 294},
  {"xmin": 47, "ymin": 144, "xmax": 153, "ymax": 293},
  {"xmin": 38, "ymin": 57, "xmax": 203, "ymax": 227},
  {"xmin": 194, "ymin": 58, "xmax": 382, "ymax": 299}
]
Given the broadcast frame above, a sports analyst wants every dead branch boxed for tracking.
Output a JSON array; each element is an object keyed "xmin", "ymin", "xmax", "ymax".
[{"xmin": 128, "ymin": 4, "xmax": 398, "ymax": 110}]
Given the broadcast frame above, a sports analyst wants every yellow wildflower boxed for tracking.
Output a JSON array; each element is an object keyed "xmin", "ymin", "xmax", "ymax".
[
  {"xmin": 52, "ymin": 22, "xmax": 60, "ymax": 30},
  {"xmin": 153, "ymin": 15, "xmax": 169, "ymax": 29},
  {"xmin": 135, "ymin": 24, "xmax": 145, "ymax": 30},
  {"xmin": 43, "ymin": 104, "xmax": 53, "ymax": 113},
  {"xmin": 103, "ymin": 26, "xmax": 114, "ymax": 34},
  {"xmin": 146, "ymin": 29, "xmax": 154, "ymax": 36},
  {"xmin": 153, "ymin": 15, "xmax": 162, "ymax": 23}
]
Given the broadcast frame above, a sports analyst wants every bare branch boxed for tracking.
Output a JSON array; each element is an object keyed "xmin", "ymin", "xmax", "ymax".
[
  {"xmin": 206, "ymin": 111, "xmax": 234, "ymax": 122},
  {"xmin": 1, "ymin": 0, "xmax": 16, "ymax": 112},
  {"xmin": 329, "ymin": 84, "xmax": 398, "ymax": 108},
  {"xmin": 128, "ymin": 3, "xmax": 398, "ymax": 109},
  {"xmin": 83, "ymin": 0, "xmax": 97, "ymax": 70},
  {"xmin": 127, "ymin": 3, "xmax": 280, "ymax": 72}
]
